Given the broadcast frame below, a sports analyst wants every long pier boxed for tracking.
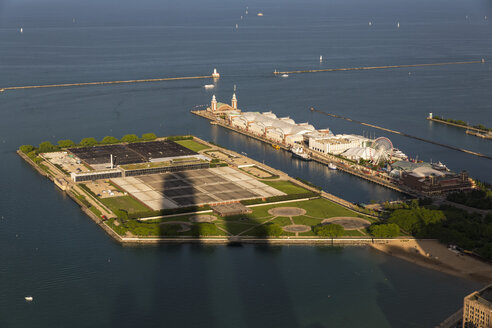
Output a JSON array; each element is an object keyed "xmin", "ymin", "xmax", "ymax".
[
  {"xmin": 0, "ymin": 75, "xmax": 213, "ymax": 92},
  {"xmin": 311, "ymin": 108, "xmax": 492, "ymax": 161},
  {"xmin": 274, "ymin": 60, "xmax": 484, "ymax": 75},
  {"xmin": 192, "ymin": 109, "xmax": 415, "ymax": 196}
]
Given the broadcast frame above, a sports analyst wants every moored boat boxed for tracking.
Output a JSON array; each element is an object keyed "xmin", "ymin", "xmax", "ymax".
[{"xmin": 291, "ymin": 146, "xmax": 311, "ymax": 160}]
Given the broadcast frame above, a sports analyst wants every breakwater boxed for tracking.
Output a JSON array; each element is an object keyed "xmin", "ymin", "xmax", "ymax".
[
  {"xmin": 311, "ymin": 108, "xmax": 492, "ymax": 160},
  {"xmin": 427, "ymin": 117, "xmax": 492, "ymax": 140},
  {"xmin": 274, "ymin": 60, "xmax": 484, "ymax": 75},
  {"xmin": 0, "ymin": 75, "xmax": 213, "ymax": 92}
]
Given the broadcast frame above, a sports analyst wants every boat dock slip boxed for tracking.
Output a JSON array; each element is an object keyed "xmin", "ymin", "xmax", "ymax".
[
  {"xmin": 273, "ymin": 60, "xmax": 484, "ymax": 75},
  {"xmin": 0, "ymin": 75, "xmax": 213, "ymax": 92},
  {"xmin": 311, "ymin": 108, "xmax": 492, "ymax": 161}
]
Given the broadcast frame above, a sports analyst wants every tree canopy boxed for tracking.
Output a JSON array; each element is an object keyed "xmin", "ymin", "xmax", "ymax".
[
  {"xmin": 141, "ymin": 133, "xmax": 157, "ymax": 141},
  {"xmin": 19, "ymin": 145, "xmax": 34, "ymax": 154},
  {"xmin": 80, "ymin": 137, "xmax": 98, "ymax": 147},
  {"xmin": 368, "ymin": 223, "xmax": 400, "ymax": 238},
  {"xmin": 38, "ymin": 141, "xmax": 58, "ymax": 153},
  {"xmin": 58, "ymin": 139, "xmax": 75, "ymax": 148},
  {"xmin": 121, "ymin": 134, "xmax": 139, "ymax": 143},
  {"xmin": 313, "ymin": 223, "xmax": 344, "ymax": 237},
  {"xmin": 100, "ymin": 136, "xmax": 119, "ymax": 144}
]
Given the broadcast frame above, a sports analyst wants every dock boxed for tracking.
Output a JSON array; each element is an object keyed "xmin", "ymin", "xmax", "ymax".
[
  {"xmin": 191, "ymin": 109, "xmax": 416, "ymax": 197},
  {"xmin": 311, "ymin": 108, "xmax": 492, "ymax": 160},
  {"xmin": 273, "ymin": 60, "xmax": 484, "ymax": 75}
]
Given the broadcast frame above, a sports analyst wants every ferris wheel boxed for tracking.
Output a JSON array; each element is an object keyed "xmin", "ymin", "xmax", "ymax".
[{"xmin": 370, "ymin": 137, "xmax": 393, "ymax": 164}]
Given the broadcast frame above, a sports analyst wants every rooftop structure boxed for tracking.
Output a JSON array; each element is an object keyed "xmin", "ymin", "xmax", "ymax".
[
  {"xmin": 390, "ymin": 160, "xmax": 472, "ymax": 194},
  {"xmin": 229, "ymin": 111, "xmax": 317, "ymax": 145},
  {"xmin": 463, "ymin": 284, "xmax": 492, "ymax": 327}
]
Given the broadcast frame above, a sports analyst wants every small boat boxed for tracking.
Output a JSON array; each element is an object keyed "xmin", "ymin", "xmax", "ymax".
[
  {"xmin": 319, "ymin": 55, "xmax": 323, "ymax": 62},
  {"xmin": 291, "ymin": 146, "xmax": 311, "ymax": 161},
  {"xmin": 272, "ymin": 144, "xmax": 280, "ymax": 150},
  {"xmin": 397, "ymin": 22, "xmax": 400, "ymax": 28},
  {"xmin": 25, "ymin": 296, "xmax": 33, "ymax": 302},
  {"xmin": 20, "ymin": 27, "xmax": 23, "ymax": 33},
  {"xmin": 257, "ymin": 12, "xmax": 263, "ymax": 17},
  {"xmin": 235, "ymin": 24, "xmax": 238, "ymax": 29},
  {"xmin": 328, "ymin": 163, "xmax": 337, "ymax": 170},
  {"xmin": 369, "ymin": 21, "xmax": 372, "ymax": 26},
  {"xmin": 432, "ymin": 161, "xmax": 449, "ymax": 171},
  {"xmin": 203, "ymin": 84, "xmax": 215, "ymax": 89},
  {"xmin": 281, "ymin": 74, "xmax": 289, "ymax": 78}
]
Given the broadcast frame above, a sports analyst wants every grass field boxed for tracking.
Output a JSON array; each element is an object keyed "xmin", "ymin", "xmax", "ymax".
[
  {"xmin": 110, "ymin": 198, "xmax": 378, "ymax": 238},
  {"xmin": 262, "ymin": 180, "xmax": 310, "ymax": 195},
  {"xmin": 174, "ymin": 139, "xmax": 210, "ymax": 152},
  {"xmin": 100, "ymin": 196, "xmax": 150, "ymax": 213}
]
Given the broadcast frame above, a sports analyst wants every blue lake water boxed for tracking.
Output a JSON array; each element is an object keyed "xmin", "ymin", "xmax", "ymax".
[{"xmin": 0, "ymin": 0, "xmax": 490, "ymax": 326}]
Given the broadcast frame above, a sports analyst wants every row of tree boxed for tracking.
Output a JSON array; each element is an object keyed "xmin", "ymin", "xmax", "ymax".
[
  {"xmin": 433, "ymin": 115, "xmax": 492, "ymax": 132},
  {"xmin": 384, "ymin": 202, "xmax": 492, "ymax": 260},
  {"xmin": 19, "ymin": 133, "xmax": 158, "ymax": 155}
]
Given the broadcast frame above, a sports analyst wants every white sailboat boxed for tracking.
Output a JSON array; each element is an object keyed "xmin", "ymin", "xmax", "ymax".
[
  {"xmin": 397, "ymin": 22, "xmax": 400, "ymax": 28},
  {"xmin": 369, "ymin": 21, "xmax": 372, "ymax": 26},
  {"xmin": 319, "ymin": 55, "xmax": 323, "ymax": 62},
  {"xmin": 20, "ymin": 27, "xmax": 23, "ymax": 33}
]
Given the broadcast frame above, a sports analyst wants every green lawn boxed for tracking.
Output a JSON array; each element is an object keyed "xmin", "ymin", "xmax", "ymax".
[
  {"xmin": 174, "ymin": 139, "xmax": 210, "ymax": 152},
  {"xmin": 100, "ymin": 196, "xmax": 150, "ymax": 213},
  {"xmin": 262, "ymin": 180, "xmax": 310, "ymax": 195},
  {"xmin": 105, "ymin": 198, "xmax": 379, "ymax": 238}
]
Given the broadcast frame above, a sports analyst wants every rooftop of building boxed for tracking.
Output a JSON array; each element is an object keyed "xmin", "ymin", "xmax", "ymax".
[{"xmin": 232, "ymin": 111, "xmax": 316, "ymax": 136}]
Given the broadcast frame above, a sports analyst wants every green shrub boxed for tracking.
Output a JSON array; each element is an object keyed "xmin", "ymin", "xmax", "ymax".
[
  {"xmin": 313, "ymin": 224, "xmax": 344, "ymax": 237},
  {"xmin": 368, "ymin": 223, "xmax": 400, "ymax": 238},
  {"xmin": 167, "ymin": 135, "xmax": 193, "ymax": 141},
  {"xmin": 80, "ymin": 137, "xmax": 98, "ymax": 147},
  {"xmin": 19, "ymin": 145, "xmax": 34, "ymax": 153},
  {"xmin": 58, "ymin": 140, "xmax": 75, "ymax": 148},
  {"xmin": 100, "ymin": 136, "xmax": 119, "ymax": 144},
  {"xmin": 141, "ymin": 133, "xmax": 157, "ymax": 141},
  {"xmin": 38, "ymin": 141, "xmax": 58, "ymax": 153},
  {"xmin": 121, "ymin": 134, "xmax": 139, "ymax": 143}
]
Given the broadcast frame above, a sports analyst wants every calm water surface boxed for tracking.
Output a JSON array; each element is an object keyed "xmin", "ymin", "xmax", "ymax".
[{"xmin": 0, "ymin": 0, "xmax": 490, "ymax": 326}]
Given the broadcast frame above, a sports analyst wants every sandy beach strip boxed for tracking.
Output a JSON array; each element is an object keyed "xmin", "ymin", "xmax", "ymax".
[{"xmin": 370, "ymin": 239, "xmax": 492, "ymax": 283}]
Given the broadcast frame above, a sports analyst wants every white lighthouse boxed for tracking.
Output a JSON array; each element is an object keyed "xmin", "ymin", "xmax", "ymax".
[
  {"xmin": 212, "ymin": 68, "xmax": 220, "ymax": 79},
  {"xmin": 211, "ymin": 95, "xmax": 217, "ymax": 111},
  {"xmin": 231, "ymin": 93, "xmax": 237, "ymax": 109}
]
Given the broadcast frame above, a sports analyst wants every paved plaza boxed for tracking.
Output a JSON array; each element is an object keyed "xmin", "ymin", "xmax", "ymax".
[{"xmin": 112, "ymin": 167, "xmax": 285, "ymax": 210}]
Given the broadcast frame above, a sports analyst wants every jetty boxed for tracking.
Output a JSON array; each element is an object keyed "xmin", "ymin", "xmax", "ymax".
[
  {"xmin": 311, "ymin": 108, "xmax": 492, "ymax": 160},
  {"xmin": 0, "ymin": 69, "xmax": 221, "ymax": 92},
  {"xmin": 273, "ymin": 60, "xmax": 484, "ymax": 75},
  {"xmin": 426, "ymin": 114, "xmax": 492, "ymax": 140}
]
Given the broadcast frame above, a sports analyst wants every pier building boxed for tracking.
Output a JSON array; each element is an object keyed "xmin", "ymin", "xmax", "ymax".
[
  {"xmin": 390, "ymin": 161, "xmax": 472, "ymax": 195},
  {"xmin": 207, "ymin": 95, "xmax": 320, "ymax": 146},
  {"xmin": 308, "ymin": 134, "xmax": 368, "ymax": 155}
]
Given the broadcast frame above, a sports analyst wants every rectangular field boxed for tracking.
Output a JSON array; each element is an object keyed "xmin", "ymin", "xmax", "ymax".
[{"xmin": 111, "ymin": 166, "xmax": 285, "ymax": 210}]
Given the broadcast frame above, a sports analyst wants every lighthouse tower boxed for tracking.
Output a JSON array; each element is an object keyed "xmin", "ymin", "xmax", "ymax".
[
  {"xmin": 231, "ymin": 93, "xmax": 237, "ymax": 109},
  {"xmin": 212, "ymin": 68, "xmax": 220, "ymax": 79},
  {"xmin": 211, "ymin": 95, "xmax": 217, "ymax": 111}
]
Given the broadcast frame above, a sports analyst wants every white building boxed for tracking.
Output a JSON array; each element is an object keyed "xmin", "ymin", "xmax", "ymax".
[
  {"xmin": 229, "ymin": 111, "xmax": 317, "ymax": 145},
  {"xmin": 309, "ymin": 134, "xmax": 367, "ymax": 155}
]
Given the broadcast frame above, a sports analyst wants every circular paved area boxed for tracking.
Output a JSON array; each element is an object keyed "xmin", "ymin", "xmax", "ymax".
[
  {"xmin": 189, "ymin": 215, "xmax": 217, "ymax": 223},
  {"xmin": 283, "ymin": 224, "xmax": 311, "ymax": 233},
  {"xmin": 268, "ymin": 207, "xmax": 306, "ymax": 217},
  {"xmin": 160, "ymin": 221, "xmax": 191, "ymax": 232},
  {"xmin": 321, "ymin": 217, "xmax": 371, "ymax": 230}
]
